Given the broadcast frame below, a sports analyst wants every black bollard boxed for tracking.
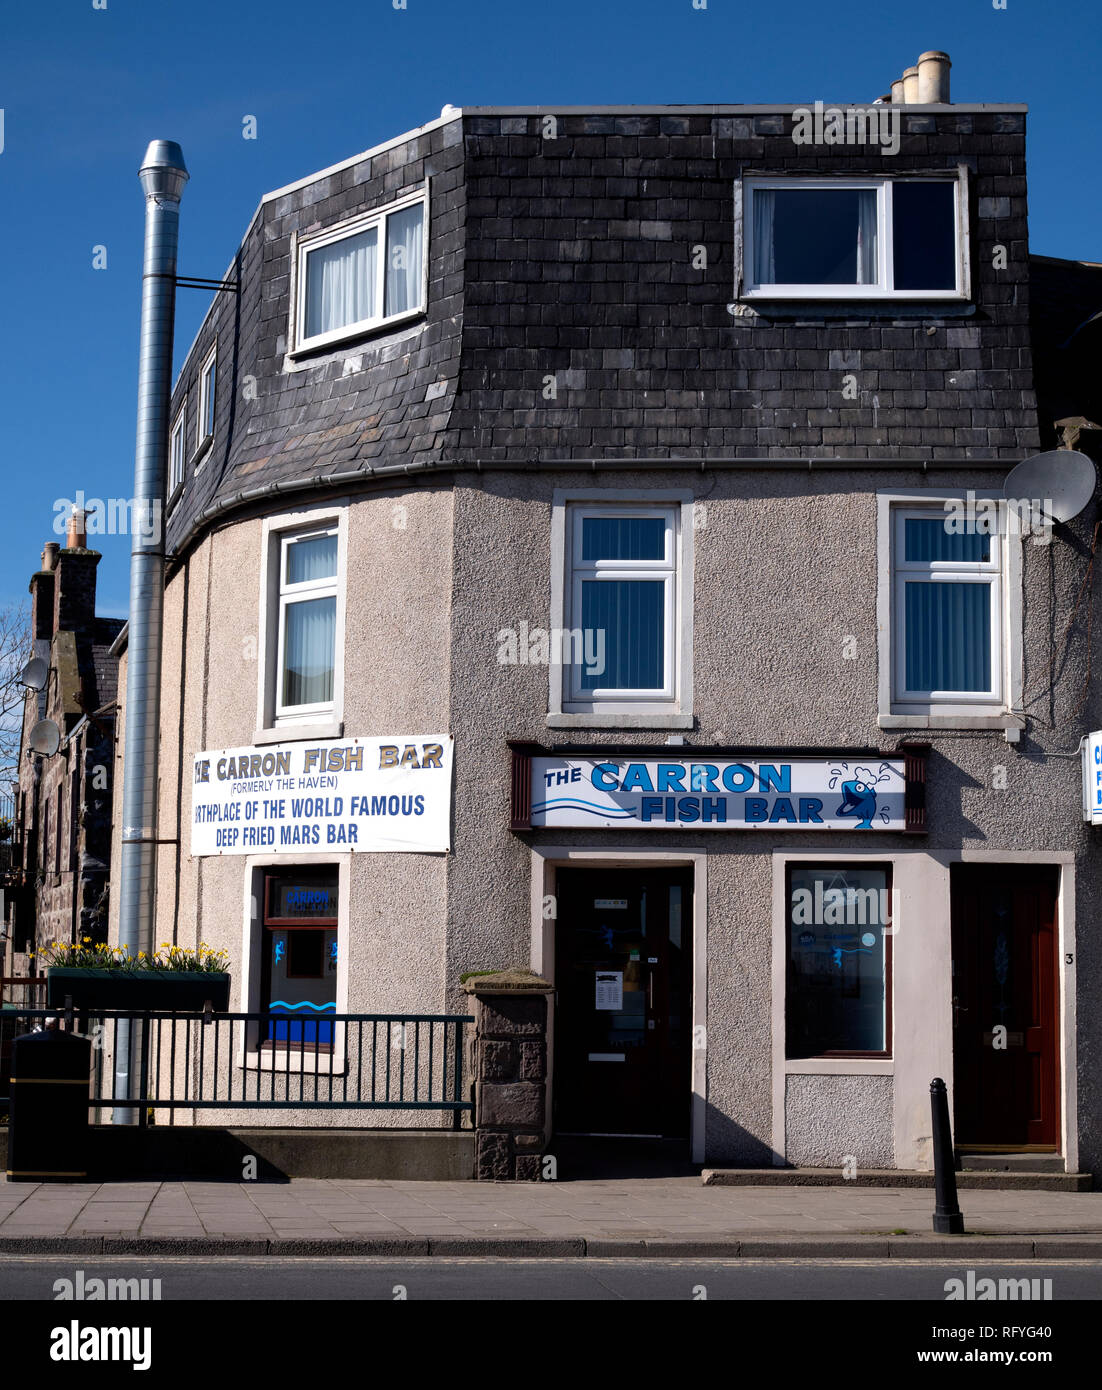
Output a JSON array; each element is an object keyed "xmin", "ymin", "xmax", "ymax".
[{"xmin": 930, "ymin": 1077, "xmax": 964, "ymax": 1234}]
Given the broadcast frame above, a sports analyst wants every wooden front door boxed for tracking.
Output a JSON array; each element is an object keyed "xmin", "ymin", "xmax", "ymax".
[
  {"xmin": 553, "ymin": 867, "xmax": 692, "ymax": 1139},
  {"xmin": 950, "ymin": 864, "xmax": 1060, "ymax": 1148}
]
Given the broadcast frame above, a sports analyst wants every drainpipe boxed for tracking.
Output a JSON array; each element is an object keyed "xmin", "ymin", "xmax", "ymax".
[{"xmin": 114, "ymin": 140, "xmax": 188, "ymax": 1125}]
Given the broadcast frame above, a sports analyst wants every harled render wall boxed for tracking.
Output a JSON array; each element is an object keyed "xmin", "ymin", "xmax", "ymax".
[
  {"xmin": 439, "ymin": 469, "xmax": 1099, "ymax": 1171},
  {"xmin": 111, "ymin": 486, "xmax": 457, "ymax": 1126}
]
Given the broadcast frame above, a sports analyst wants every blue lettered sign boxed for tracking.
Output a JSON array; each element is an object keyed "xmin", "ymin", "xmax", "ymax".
[{"xmin": 530, "ymin": 756, "xmax": 906, "ymax": 830}]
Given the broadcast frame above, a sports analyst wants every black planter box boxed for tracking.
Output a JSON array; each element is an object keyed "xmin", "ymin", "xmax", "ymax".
[{"xmin": 46, "ymin": 968, "xmax": 231, "ymax": 1012}]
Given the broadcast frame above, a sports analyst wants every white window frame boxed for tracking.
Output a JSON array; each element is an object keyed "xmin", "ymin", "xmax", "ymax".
[
  {"xmin": 548, "ymin": 489, "xmax": 695, "ymax": 729},
  {"xmin": 290, "ymin": 186, "xmax": 428, "ymax": 355},
  {"xmin": 168, "ymin": 397, "xmax": 187, "ymax": 501},
  {"xmin": 876, "ymin": 492, "xmax": 1023, "ymax": 730},
  {"xmin": 255, "ymin": 502, "xmax": 348, "ymax": 743},
  {"xmin": 739, "ymin": 171, "xmax": 969, "ymax": 301},
  {"xmin": 195, "ymin": 343, "xmax": 217, "ymax": 461}
]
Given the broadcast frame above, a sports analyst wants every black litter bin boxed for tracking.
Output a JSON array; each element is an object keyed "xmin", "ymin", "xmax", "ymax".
[{"xmin": 6, "ymin": 1026, "xmax": 92, "ymax": 1181}]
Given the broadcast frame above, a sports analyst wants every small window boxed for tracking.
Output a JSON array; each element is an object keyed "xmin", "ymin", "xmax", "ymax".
[
  {"xmin": 564, "ymin": 506, "xmax": 679, "ymax": 709},
  {"xmin": 275, "ymin": 526, "xmax": 339, "ymax": 716},
  {"xmin": 294, "ymin": 192, "xmax": 426, "ymax": 352},
  {"xmin": 169, "ymin": 400, "xmax": 187, "ymax": 495},
  {"xmin": 197, "ymin": 346, "xmax": 217, "ymax": 450},
  {"xmin": 892, "ymin": 507, "xmax": 1002, "ymax": 705},
  {"xmin": 786, "ymin": 864, "xmax": 892, "ymax": 1058},
  {"xmin": 743, "ymin": 177, "xmax": 964, "ymax": 300}
]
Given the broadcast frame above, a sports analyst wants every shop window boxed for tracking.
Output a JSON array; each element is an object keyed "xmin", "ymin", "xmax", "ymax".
[
  {"xmin": 741, "ymin": 175, "xmax": 966, "ymax": 300},
  {"xmin": 561, "ymin": 504, "xmax": 680, "ymax": 711},
  {"xmin": 260, "ymin": 868, "xmax": 339, "ymax": 1047},
  {"xmin": 891, "ymin": 507, "xmax": 1002, "ymax": 707},
  {"xmin": 292, "ymin": 190, "xmax": 427, "ymax": 353},
  {"xmin": 786, "ymin": 863, "xmax": 892, "ymax": 1058}
]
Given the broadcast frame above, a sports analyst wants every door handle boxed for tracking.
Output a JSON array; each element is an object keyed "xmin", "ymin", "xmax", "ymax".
[{"xmin": 647, "ymin": 972, "xmax": 654, "ymax": 1011}]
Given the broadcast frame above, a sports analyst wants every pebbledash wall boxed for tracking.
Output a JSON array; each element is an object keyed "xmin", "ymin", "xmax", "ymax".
[{"xmin": 107, "ymin": 95, "xmax": 1102, "ymax": 1176}]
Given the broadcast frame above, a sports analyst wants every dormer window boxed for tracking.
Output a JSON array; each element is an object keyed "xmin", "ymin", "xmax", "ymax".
[
  {"xmin": 740, "ymin": 174, "xmax": 968, "ymax": 301},
  {"xmin": 292, "ymin": 189, "xmax": 427, "ymax": 353}
]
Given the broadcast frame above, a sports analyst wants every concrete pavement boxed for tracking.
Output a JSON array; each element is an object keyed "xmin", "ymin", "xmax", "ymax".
[{"xmin": 2, "ymin": 1176, "xmax": 1102, "ymax": 1258}]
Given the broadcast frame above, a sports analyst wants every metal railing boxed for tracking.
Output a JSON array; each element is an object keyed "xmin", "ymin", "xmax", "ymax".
[{"xmin": 0, "ymin": 1008, "xmax": 474, "ymax": 1125}]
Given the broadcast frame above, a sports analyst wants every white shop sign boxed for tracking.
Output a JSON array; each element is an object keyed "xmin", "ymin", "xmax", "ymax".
[
  {"xmin": 1082, "ymin": 732, "xmax": 1102, "ymax": 825},
  {"xmin": 191, "ymin": 736, "xmax": 453, "ymax": 855},
  {"xmin": 531, "ymin": 755, "xmax": 906, "ymax": 831}
]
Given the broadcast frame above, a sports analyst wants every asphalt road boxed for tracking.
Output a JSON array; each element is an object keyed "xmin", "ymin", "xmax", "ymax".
[{"xmin": 3, "ymin": 1255, "xmax": 1101, "ymax": 1300}]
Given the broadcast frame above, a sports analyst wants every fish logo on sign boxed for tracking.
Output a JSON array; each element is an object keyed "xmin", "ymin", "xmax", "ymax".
[{"xmin": 829, "ymin": 763, "xmax": 896, "ymax": 829}]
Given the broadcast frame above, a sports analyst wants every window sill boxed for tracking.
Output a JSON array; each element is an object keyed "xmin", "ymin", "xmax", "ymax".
[
  {"xmin": 547, "ymin": 713, "xmax": 695, "ymax": 731},
  {"xmin": 287, "ymin": 308, "xmax": 426, "ymax": 363},
  {"xmin": 253, "ymin": 719, "xmax": 343, "ymax": 745},
  {"xmin": 879, "ymin": 713, "xmax": 1024, "ymax": 731},
  {"xmin": 785, "ymin": 1058, "xmax": 894, "ymax": 1076},
  {"xmin": 191, "ymin": 435, "xmax": 213, "ymax": 469}
]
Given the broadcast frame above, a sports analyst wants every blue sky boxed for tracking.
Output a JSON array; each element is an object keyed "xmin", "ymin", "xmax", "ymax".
[{"xmin": 0, "ymin": 0, "xmax": 1098, "ymax": 618}]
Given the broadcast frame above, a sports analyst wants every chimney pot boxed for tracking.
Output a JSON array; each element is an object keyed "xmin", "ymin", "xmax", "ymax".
[
  {"xmin": 902, "ymin": 66, "xmax": 920, "ymax": 104},
  {"xmin": 917, "ymin": 50, "xmax": 951, "ymax": 104},
  {"xmin": 65, "ymin": 507, "xmax": 88, "ymax": 550},
  {"xmin": 41, "ymin": 542, "xmax": 59, "ymax": 572},
  {"xmin": 890, "ymin": 78, "xmax": 905, "ymax": 104}
]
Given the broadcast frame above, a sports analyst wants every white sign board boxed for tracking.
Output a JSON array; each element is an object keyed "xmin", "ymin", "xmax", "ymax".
[
  {"xmin": 191, "ymin": 736, "xmax": 453, "ymax": 855},
  {"xmin": 531, "ymin": 755, "xmax": 906, "ymax": 831},
  {"xmin": 595, "ymin": 971, "xmax": 623, "ymax": 1010},
  {"xmin": 1083, "ymin": 733, "xmax": 1102, "ymax": 824}
]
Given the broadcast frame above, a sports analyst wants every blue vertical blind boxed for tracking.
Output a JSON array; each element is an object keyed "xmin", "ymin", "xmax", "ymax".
[
  {"xmin": 580, "ymin": 580, "xmax": 664, "ymax": 690},
  {"xmin": 904, "ymin": 518, "xmax": 990, "ymax": 563},
  {"xmin": 581, "ymin": 516, "xmax": 665, "ymax": 561},
  {"xmin": 578, "ymin": 515, "xmax": 668, "ymax": 692},
  {"xmin": 905, "ymin": 583, "xmax": 991, "ymax": 692},
  {"xmin": 902, "ymin": 517, "xmax": 993, "ymax": 693}
]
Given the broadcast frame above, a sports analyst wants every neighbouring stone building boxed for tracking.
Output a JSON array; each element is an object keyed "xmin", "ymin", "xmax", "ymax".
[
  {"xmin": 5, "ymin": 511, "xmax": 123, "ymax": 975},
  {"xmin": 107, "ymin": 51, "xmax": 1102, "ymax": 1180}
]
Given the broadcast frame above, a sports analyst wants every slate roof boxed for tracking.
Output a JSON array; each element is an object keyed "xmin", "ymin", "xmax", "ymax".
[{"xmin": 164, "ymin": 105, "xmax": 1043, "ymax": 562}]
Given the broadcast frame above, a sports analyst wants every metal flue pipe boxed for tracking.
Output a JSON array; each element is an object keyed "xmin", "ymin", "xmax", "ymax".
[{"xmin": 113, "ymin": 141, "xmax": 188, "ymax": 1125}]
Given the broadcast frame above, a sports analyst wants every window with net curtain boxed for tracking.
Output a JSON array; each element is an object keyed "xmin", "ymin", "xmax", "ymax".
[
  {"xmin": 279, "ymin": 530, "xmax": 338, "ymax": 712},
  {"xmin": 301, "ymin": 198, "xmax": 425, "ymax": 345}
]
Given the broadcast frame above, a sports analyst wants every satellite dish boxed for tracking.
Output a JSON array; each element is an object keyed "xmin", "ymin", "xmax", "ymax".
[
  {"xmin": 28, "ymin": 719, "xmax": 61, "ymax": 758},
  {"xmin": 20, "ymin": 657, "xmax": 47, "ymax": 691},
  {"xmin": 1003, "ymin": 450, "xmax": 1097, "ymax": 525}
]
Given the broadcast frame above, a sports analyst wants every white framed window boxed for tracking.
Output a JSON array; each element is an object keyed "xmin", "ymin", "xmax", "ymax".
[
  {"xmin": 276, "ymin": 526, "xmax": 339, "ymax": 718},
  {"xmin": 547, "ymin": 491, "xmax": 694, "ymax": 727},
  {"xmin": 169, "ymin": 398, "xmax": 187, "ymax": 498},
  {"xmin": 291, "ymin": 188, "xmax": 427, "ymax": 353},
  {"xmin": 196, "ymin": 343, "xmax": 217, "ymax": 453},
  {"xmin": 876, "ymin": 492, "xmax": 1022, "ymax": 729},
  {"xmin": 892, "ymin": 508, "xmax": 1001, "ymax": 705},
  {"xmin": 741, "ymin": 173, "xmax": 968, "ymax": 300},
  {"xmin": 256, "ymin": 503, "xmax": 348, "ymax": 740}
]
